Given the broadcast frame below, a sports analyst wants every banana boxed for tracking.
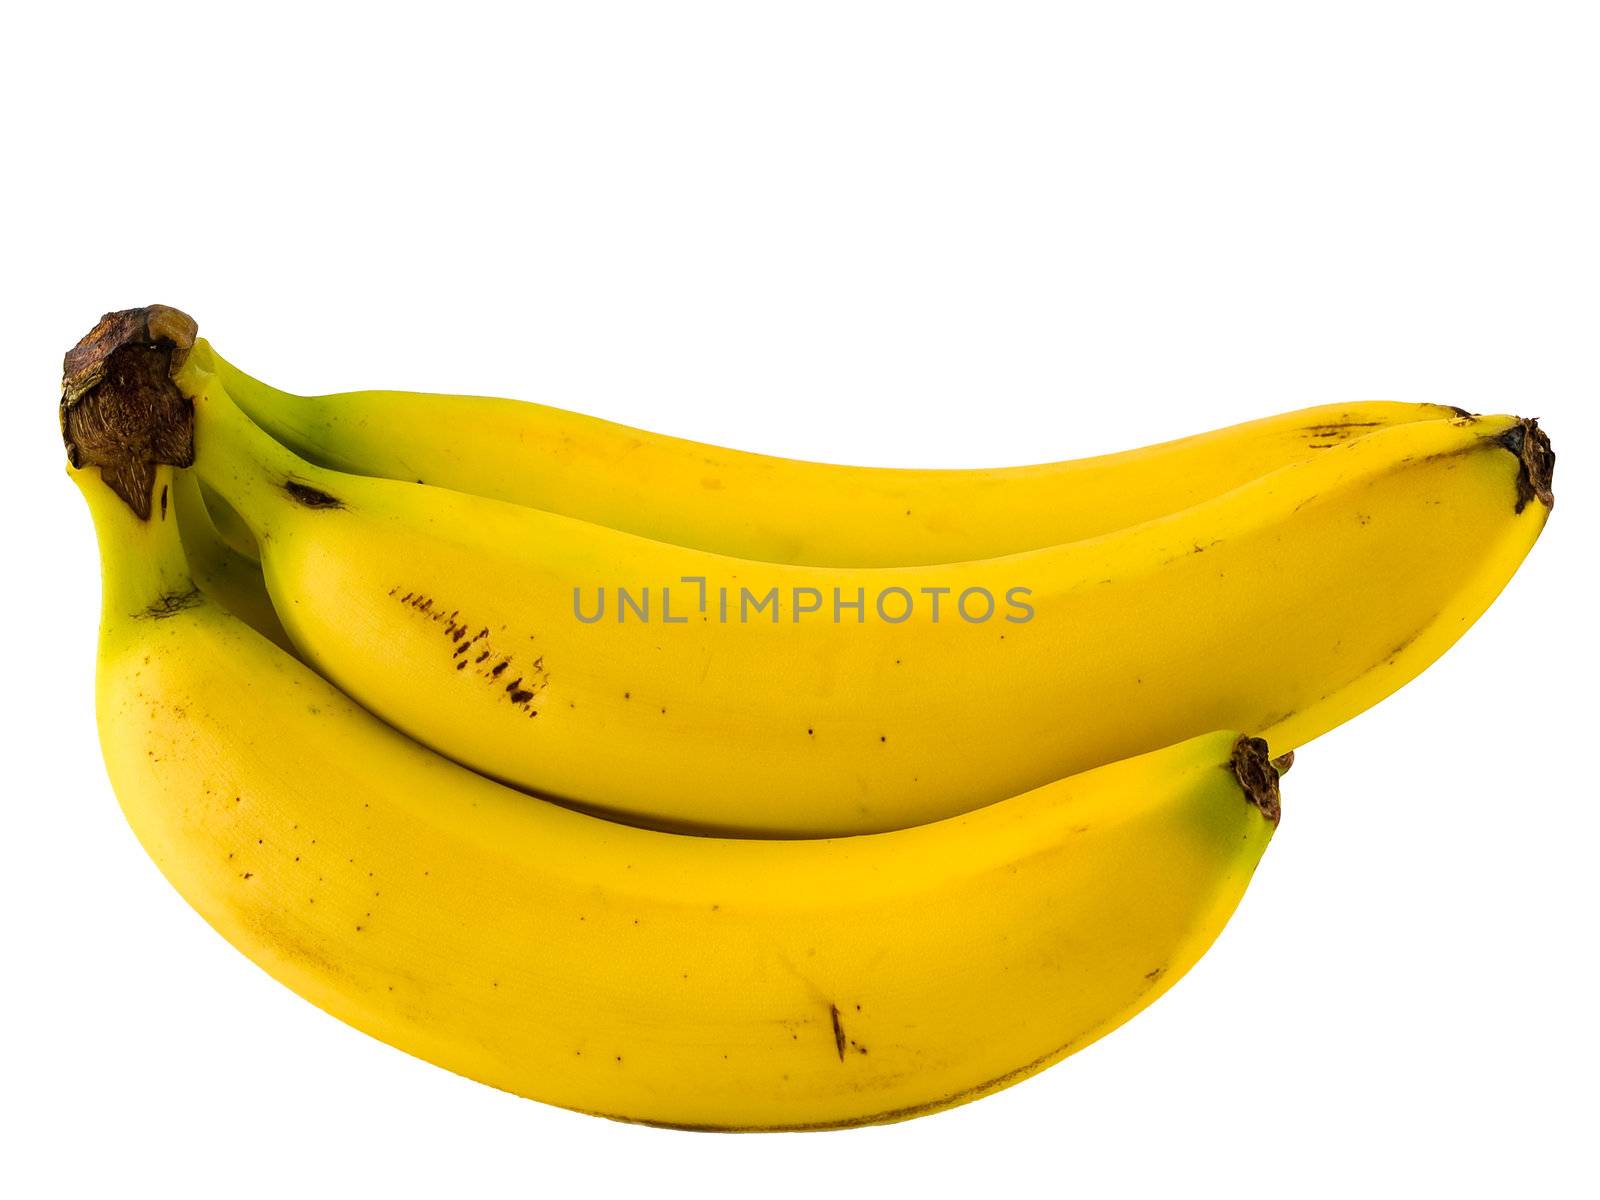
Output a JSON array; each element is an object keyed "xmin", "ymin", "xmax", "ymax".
[
  {"xmin": 179, "ymin": 361, "xmax": 1550, "ymax": 835},
  {"xmin": 170, "ymin": 467, "xmax": 293, "ymax": 653},
  {"xmin": 62, "ymin": 307, "xmax": 1552, "ymax": 837},
  {"xmin": 194, "ymin": 331, "xmax": 1460, "ymax": 567},
  {"xmin": 197, "ymin": 475, "xmax": 261, "ymax": 563},
  {"xmin": 75, "ymin": 458, "xmax": 1279, "ymax": 1130}
]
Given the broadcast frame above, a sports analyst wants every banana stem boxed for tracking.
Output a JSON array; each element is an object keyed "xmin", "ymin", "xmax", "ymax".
[
  {"xmin": 201, "ymin": 342, "xmax": 330, "ymax": 458},
  {"xmin": 71, "ymin": 463, "xmax": 196, "ymax": 629},
  {"xmin": 177, "ymin": 361, "xmax": 338, "ymax": 540}
]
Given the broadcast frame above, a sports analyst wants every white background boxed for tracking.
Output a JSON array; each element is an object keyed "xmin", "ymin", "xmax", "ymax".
[{"xmin": 4, "ymin": 3, "xmax": 1596, "ymax": 1197}]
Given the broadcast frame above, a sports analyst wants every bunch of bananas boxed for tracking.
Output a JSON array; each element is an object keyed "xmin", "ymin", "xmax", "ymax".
[{"xmin": 63, "ymin": 305, "xmax": 1554, "ymax": 1130}]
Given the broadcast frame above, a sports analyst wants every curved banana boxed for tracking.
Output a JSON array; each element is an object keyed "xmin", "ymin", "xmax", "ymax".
[
  {"xmin": 180, "ymin": 356, "xmax": 1551, "ymax": 836},
  {"xmin": 75, "ymin": 460, "xmax": 1278, "ymax": 1130},
  {"xmin": 196, "ymin": 336, "xmax": 1459, "ymax": 567}
]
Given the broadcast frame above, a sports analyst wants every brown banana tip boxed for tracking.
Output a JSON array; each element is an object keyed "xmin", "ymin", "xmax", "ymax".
[
  {"xmin": 1231, "ymin": 735, "xmax": 1283, "ymax": 826},
  {"xmin": 1497, "ymin": 417, "xmax": 1555, "ymax": 514},
  {"xmin": 60, "ymin": 305, "xmax": 199, "ymax": 519}
]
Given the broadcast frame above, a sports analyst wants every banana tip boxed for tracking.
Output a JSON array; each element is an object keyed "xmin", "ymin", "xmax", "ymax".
[
  {"xmin": 1500, "ymin": 417, "xmax": 1555, "ymax": 514},
  {"xmin": 1231, "ymin": 736, "xmax": 1283, "ymax": 826}
]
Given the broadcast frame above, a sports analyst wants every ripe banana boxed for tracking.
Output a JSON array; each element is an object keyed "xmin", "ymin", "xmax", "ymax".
[
  {"xmin": 76, "ymin": 459, "xmax": 1279, "ymax": 1130},
  {"xmin": 195, "ymin": 333, "xmax": 1460, "ymax": 566},
  {"xmin": 177, "ymin": 355, "xmax": 1551, "ymax": 835}
]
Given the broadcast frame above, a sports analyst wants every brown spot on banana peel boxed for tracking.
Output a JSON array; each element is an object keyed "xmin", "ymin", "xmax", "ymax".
[
  {"xmin": 395, "ymin": 592, "xmax": 549, "ymax": 708},
  {"xmin": 1298, "ymin": 406, "xmax": 1471, "ymax": 441},
  {"xmin": 60, "ymin": 305, "xmax": 199, "ymax": 519},
  {"xmin": 284, "ymin": 480, "xmax": 344, "ymax": 509},
  {"xmin": 829, "ymin": 1005, "xmax": 847, "ymax": 1062},
  {"xmin": 1384, "ymin": 630, "xmax": 1420, "ymax": 665},
  {"xmin": 1231, "ymin": 735, "xmax": 1283, "ymax": 826},
  {"xmin": 136, "ymin": 585, "xmax": 204, "ymax": 620},
  {"xmin": 1299, "ymin": 420, "xmax": 1387, "ymax": 433}
]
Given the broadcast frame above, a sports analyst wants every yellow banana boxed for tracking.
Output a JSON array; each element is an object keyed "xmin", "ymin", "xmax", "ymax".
[
  {"xmin": 177, "ymin": 358, "xmax": 1550, "ymax": 836},
  {"xmin": 196, "ymin": 333, "xmax": 1459, "ymax": 566},
  {"xmin": 170, "ymin": 467, "xmax": 293, "ymax": 652},
  {"xmin": 197, "ymin": 475, "xmax": 261, "ymax": 563},
  {"xmin": 75, "ymin": 459, "xmax": 1278, "ymax": 1130}
]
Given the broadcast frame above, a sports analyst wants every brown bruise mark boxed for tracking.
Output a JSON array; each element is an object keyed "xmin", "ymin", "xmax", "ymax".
[
  {"xmin": 1298, "ymin": 420, "xmax": 1384, "ymax": 436},
  {"xmin": 137, "ymin": 585, "xmax": 203, "ymax": 620},
  {"xmin": 284, "ymin": 480, "xmax": 344, "ymax": 509},
  {"xmin": 232, "ymin": 902, "xmax": 350, "ymax": 988},
  {"xmin": 829, "ymin": 1004, "xmax": 847, "ymax": 1062},
  {"xmin": 1384, "ymin": 630, "xmax": 1421, "ymax": 665},
  {"xmin": 394, "ymin": 590, "xmax": 549, "ymax": 711}
]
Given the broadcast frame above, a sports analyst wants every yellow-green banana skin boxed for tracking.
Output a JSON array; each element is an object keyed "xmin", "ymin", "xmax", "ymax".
[
  {"xmin": 189, "ymin": 364, "xmax": 1550, "ymax": 835},
  {"xmin": 204, "ymin": 340, "xmax": 1458, "ymax": 567},
  {"xmin": 81, "ymin": 466, "xmax": 1274, "ymax": 1129},
  {"xmin": 170, "ymin": 468, "xmax": 293, "ymax": 653}
]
